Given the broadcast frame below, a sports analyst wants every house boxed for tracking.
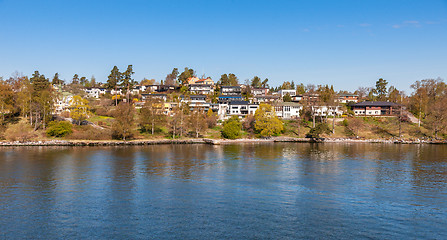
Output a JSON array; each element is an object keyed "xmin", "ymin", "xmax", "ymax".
[
  {"xmin": 311, "ymin": 106, "xmax": 343, "ymax": 117},
  {"xmin": 131, "ymin": 85, "xmax": 147, "ymax": 95},
  {"xmin": 225, "ymin": 101, "xmax": 259, "ymax": 117},
  {"xmin": 253, "ymin": 95, "xmax": 280, "ymax": 104},
  {"xmin": 189, "ymin": 84, "xmax": 214, "ymax": 95},
  {"xmin": 110, "ymin": 88, "xmax": 123, "ymax": 96},
  {"xmin": 278, "ymin": 89, "xmax": 296, "ymax": 98},
  {"xmin": 251, "ymin": 88, "xmax": 269, "ymax": 96},
  {"xmin": 144, "ymin": 84, "xmax": 160, "ymax": 93},
  {"xmin": 195, "ymin": 77, "xmax": 214, "ymax": 85},
  {"xmin": 84, "ymin": 87, "xmax": 107, "ymax": 98},
  {"xmin": 180, "ymin": 95, "xmax": 211, "ymax": 111},
  {"xmin": 337, "ymin": 94, "xmax": 359, "ymax": 103},
  {"xmin": 220, "ymin": 86, "xmax": 242, "ymax": 95},
  {"xmin": 158, "ymin": 85, "xmax": 179, "ymax": 93},
  {"xmin": 218, "ymin": 95, "xmax": 244, "ymax": 104},
  {"xmin": 292, "ymin": 93, "xmax": 319, "ymax": 103},
  {"xmin": 141, "ymin": 93, "xmax": 167, "ymax": 102},
  {"xmin": 54, "ymin": 92, "xmax": 74, "ymax": 114},
  {"xmin": 274, "ymin": 102, "xmax": 302, "ymax": 119},
  {"xmin": 351, "ymin": 101, "xmax": 402, "ymax": 116},
  {"xmin": 188, "ymin": 77, "xmax": 214, "ymax": 85}
]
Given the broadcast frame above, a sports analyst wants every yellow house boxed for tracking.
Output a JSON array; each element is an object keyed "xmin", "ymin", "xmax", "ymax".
[
  {"xmin": 187, "ymin": 77, "xmax": 214, "ymax": 85},
  {"xmin": 187, "ymin": 77, "xmax": 200, "ymax": 85}
]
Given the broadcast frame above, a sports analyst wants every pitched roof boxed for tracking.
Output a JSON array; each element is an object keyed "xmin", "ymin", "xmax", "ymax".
[
  {"xmin": 275, "ymin": 102, "xmax": 302, "ymax": 107},
  {"xmin": 229, "ymin": 101, "xmax": 250, "ymax": 105},
  {"xmin": 352, "ymin": 101, "xmax": 400, "ymax": 107}
]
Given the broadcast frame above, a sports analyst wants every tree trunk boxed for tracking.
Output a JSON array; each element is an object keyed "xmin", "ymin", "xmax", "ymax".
[
  {"xmin": 418, "ymin": 110, "xmax": 421, "ymax": 127},
  {"xmin": 152, "ymin": 121, "xmax": 154, "ymax": 135},
  {"xmin": 115, "ymin": 86, "xmax": 118, "ymax": 106},
  {"xmin": 332, "ymin": 110, "xmax": 335, "ymax": 134},
  {"xmin": 172, "ymin": 122, "xmax": 175, "ymax": 139},
  {"xmin": 43, "ymin": 106, "xmax": 46, "ymax": 130},
  {"xmin": 180, "ymin": 114, "xmax": 183, "ymax": 138}
]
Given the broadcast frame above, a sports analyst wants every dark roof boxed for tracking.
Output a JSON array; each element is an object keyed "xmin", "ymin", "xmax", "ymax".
[
  {"xmin": 229, "ymin": 101, "xmax": 250, "ymax": 105},
  {"xmin": 275, "ymin": 102, "xmax": 302, "ymax": 107},
  {"xmin": 339, "ymin": 94, "xmax": 358, "ymax": 97},
  {"xmin": 256, "ymin": 95, "xmax": 279, "ymax": 98},
  {"xmin": 221, "ymin": 86, "xmax": 241, "ymax": 88},
  {"xmin": 352, "ymin": 101, "xmax": 400, "ymax": 107},
  {"xmin": 142, "ymin": 93, "xmax": 166, "ymax": 96},
  {"xmin": 219, "ymin": 95, "xmax": 243, "ymax": 98},
  {"xmin": 189, "ymin": 84, "xmax": 213, "ymax": 87}
]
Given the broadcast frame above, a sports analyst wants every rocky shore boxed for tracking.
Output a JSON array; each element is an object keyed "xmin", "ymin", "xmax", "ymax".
[{"xmin": 0, "ymin": 137, "xmax": 445, "ymax": 147}]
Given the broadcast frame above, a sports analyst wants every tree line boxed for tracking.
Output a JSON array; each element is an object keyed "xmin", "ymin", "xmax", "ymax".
[{"xmin": 0, "ymin": 66, "xmax": 446, "ymax": 140}]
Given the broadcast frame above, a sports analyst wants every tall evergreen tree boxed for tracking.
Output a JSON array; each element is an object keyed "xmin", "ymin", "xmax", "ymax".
[
  {"xmin": 52, "ymin": 72, "xmax": 63, "ymax": 85},
  {"xmin": 374, "ymin": 78, "xmax": 388, "ymax": 101},
  {"xmin": 107, "ymin": 66, "xmax": 122, "ymax": 106},
  {"xmin": 121, "ymin": 65, "xmax": 135, "ymax": 103}
]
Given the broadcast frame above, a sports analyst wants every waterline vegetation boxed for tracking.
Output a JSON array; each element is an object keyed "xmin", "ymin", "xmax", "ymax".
[{"xmin": 0, "ymin": 67, "xmax": 446, "ymax": 143}]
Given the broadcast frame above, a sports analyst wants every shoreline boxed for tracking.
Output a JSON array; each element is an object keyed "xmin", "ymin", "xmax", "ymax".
[{"xmin": 0, "ymin": 137, "xmax": 445, "ymax": 147}]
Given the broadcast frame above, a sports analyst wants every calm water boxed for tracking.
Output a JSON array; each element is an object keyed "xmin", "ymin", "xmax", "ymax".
[{"xmin": 0, "ymin": 143, "xmax": 446, "ymax": 239}]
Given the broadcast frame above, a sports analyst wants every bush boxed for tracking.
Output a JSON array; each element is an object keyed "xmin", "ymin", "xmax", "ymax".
[
  {"xmin": 4, "ymin": 120, "xmax": 37, "ymax": 142},
  {"xmin": 221, "ymin": 116, "xmax": 242, "ymax": 139},
  {"xmin": 306, "ymin": 122, "xmax": 331, "ymax": 138},
  {"xmin": 46, "ymin": 121, "xmax": 73, "ymax": 137},
  {"xmin": 242, "ymin": 114, "xmax": 255, "ymax": 133}
]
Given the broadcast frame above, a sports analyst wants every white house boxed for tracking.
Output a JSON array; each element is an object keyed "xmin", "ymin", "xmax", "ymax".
[
  {"xmin": 220, "ymin": 86, "xmax": 242, "ymax": 95},
  {"xmin": 181, "ymin": 95, "xmax": 211, "ymax": 111},
  {"xmin": 225, "ymin": 101, "xmax": 258, "ymax": 118},
  {"xmin": 274, "ymin": 102, "xmax": 302, "ymax": 119},
  {"xmin": 278, "ymin": 89, "xmax": 296, "ymax": 98},
  {"xmin": 54, "ymin": 93, "xmax": 74, "ymax": 114},
  {"xmin": 251, "ymin": 88, "xmax": 269, "ymax": 96},
  {"xmin": 189, "ymin": 84, "xmax": 214, "ymax": 95},
  {"xmin": 141, "ymin": 93, "xmax": 167, "ymax": 102},
  {"xmin": 84, "ymin": 87, "xmax": 107, "ymax": 98},
  {"xmin": 311, "ymin": 105, "xmax": 343, "ymax": 117}
]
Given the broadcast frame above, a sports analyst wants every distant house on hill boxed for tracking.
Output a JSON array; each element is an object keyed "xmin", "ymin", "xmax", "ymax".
[
  {"xmin": 251, "ymin": 88, "xmax": 269, "ymax": 96},
  {"xmin": 220, "ymin": 86, "xmax": 242, "ymax": 96},
  {"xmin": 351, "ymin": 101, "xmax": 403, "ymax": 116},
  {"xmin": 337, "ymin": 94, "xmax": 359, "ymax": 103},
  {"xmin": 188, "ymin": 77, "xmax": 214, "ymax": 85},
  {"xmin": 253, "ymin": 95, "xmax": 280, "ymax": 104},
  {"xmin": 218, "ymin": 95, "xmax": 244, "ymax": 104},
  {"xmin": 278, "ymin": 89, "xmax": 296, "ymax": 98},
  {"xmin": 189, "ymin": 84, "xmax": 214, "ymax": 95},
  {"xmin": 274, "ymin": 102, "xmax": 302, "ymax": 119},
  {"xmin": 141, "ymin": 93, "xmax": 167, "ymax": 102}
]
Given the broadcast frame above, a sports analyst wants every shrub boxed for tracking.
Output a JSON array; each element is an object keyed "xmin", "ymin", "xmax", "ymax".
[
  {"xmin": 46, "ymin": 121, "xmax": 73, "ymax": 137},
  {"xmin": 221, "ymin": 116, "xmax": 242, "ymax": 139},
  {"xmin": 242, "ymin": 114, "xmax": 255, "ymax": 133},
  {"xmin": 306, "ymin": 122, "xmax": 331, "ymax": 138},
  {"xmin": 4, "ymin": 120, "xmax": 37, "ymax": 142}
]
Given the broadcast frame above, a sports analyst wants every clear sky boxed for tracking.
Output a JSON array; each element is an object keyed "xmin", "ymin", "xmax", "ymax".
[{"xmin": 1, "ymin": 0, "xmax": 446, "ymax": 93}]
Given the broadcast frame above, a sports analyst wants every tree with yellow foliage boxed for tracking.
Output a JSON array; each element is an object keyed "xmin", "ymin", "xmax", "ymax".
[
  {"xmin": 254, "ymin": 103, "xmax": 284, "ymax": 137},
  {"xmin": 70, "ymin": 95, "xmax": 90, "ymax": 125}
]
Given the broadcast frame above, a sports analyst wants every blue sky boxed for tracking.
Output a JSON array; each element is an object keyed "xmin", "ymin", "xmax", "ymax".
[{"xmin": 0, "ymin": 0, "xmax": 446, "ymax": 93}]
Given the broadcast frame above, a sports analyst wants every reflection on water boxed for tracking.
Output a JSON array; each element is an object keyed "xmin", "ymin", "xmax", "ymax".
[{"xmin": 0, "ymin": 143, "xmax": 446, "ymax": 239}]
